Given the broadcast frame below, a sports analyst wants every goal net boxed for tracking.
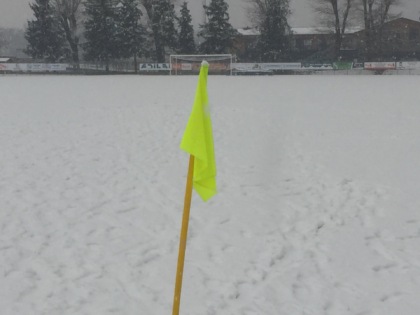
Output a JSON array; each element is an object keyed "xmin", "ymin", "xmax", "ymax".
[{"xmin": 169, "ymin": 54, "xmax": 233, "ymax": 75}]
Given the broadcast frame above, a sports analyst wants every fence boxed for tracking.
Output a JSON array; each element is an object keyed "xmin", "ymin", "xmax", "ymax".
[{"xmin": 2, "ymin": 61, "xmax": 420, "ymax": 75}]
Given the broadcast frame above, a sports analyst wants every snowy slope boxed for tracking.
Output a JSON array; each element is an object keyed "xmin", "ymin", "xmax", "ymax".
[{"xmin": 0, "ymin": 75, "xmax": 420, "ymax": 315}]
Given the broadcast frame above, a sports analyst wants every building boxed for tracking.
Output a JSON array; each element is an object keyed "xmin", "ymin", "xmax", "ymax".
[
  {"xmin": 232, "ymin": 27, "xmax": 260, "ymax": 62},
  {"xmin": 233, "ymin": 17, "xmax": 420, "ymax": 62},
  {"xmin": 344, "ymin": 17, "xmax": 420, "ymax": 60}
]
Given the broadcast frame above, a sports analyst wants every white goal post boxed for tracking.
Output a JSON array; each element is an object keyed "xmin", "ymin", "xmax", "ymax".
[{"xmin": 169, "ymin": 54, "xmax": 233, "ymax": 75}]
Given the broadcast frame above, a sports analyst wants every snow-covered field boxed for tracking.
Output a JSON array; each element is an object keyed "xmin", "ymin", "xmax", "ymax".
[{"xmin": 1, "ymin": 75, "xmax": 420, "ymax": 315}]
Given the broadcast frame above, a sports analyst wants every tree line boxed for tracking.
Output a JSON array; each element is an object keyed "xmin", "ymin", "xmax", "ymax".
[
  {"xmin": 25, "ymin": 0, "xmax": 240, "ymax": 70},
  {"xmin": 24, "ymin": 0, "xmax": 404, "ymax": 67},
  {"xmin": 24, "ymin": 0, "xmax": 296, "ymax": 68}
]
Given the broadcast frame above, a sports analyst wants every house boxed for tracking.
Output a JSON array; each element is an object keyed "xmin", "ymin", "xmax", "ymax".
[
  {"xmin": 344, "ymin": 17, "xmax": 420, "ymax": 60},
  {"xmin": 233, "ymin": 17, "xmax": 420, "ymax": 62},
  {"xmin": 233, "ymin": 26, "xmax": 361, "ymax": 61},
  {"xmin": 232, "ymin": 27, "xmax": 260, "ymax": 61}
]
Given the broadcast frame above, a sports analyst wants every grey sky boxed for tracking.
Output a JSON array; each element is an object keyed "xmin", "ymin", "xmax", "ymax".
[{"xmin": 0, "ymin": 0, "xmax": 419, "ymax": 29}]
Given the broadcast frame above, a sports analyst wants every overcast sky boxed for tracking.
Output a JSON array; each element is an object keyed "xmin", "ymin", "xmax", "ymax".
[{"xmin": 1, "ymin": 0, "xmax": 419, "ymax": 30}]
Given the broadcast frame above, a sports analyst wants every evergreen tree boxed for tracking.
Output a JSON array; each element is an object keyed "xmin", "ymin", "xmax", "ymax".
[
  {"xmin": 177, "ymin": 1, "xmax": 195, "ymax": 54},
  {"xmin": 116, "ymin": 0, "xmax": 146, "ymax": 72},
  {"xmin": 150, "ymin": 0, "xmax": 178, "ymax": 62},
  {"xmin": 198, "ymin": 0, "xmax": 236, "ymax": 54},
  {"xmin": 84, "ymin": 0, "xmax": 120, "ymax": 71},
  {"xmin": 25, "ymin": 0, "xmax": 67, "ymax": 62},
  {"xmin": 55, "ymin": 0, "xmax": 83, "ymax": 67},
  {"xmin": 257, "ymin": 0, "xmax": 291, "ymax": 61}
]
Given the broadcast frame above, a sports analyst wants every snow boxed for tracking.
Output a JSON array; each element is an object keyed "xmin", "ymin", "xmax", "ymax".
[
  {"xmin": 237, "ymin": 26, "xmax": 364, "ymax": 36},
  {"xmin": 1, "ymin": 75, "xmax": 420, "ymax": 315},
  {"xmin": 237, "ymin": 28, "xmax": 260, "ymax": 36},
  {"xmin": 292, "ymin": 26, "xmax": 363, "ymax": 35}
]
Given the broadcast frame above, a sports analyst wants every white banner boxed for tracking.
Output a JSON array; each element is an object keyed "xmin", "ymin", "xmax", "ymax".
[
  {"xmin": 27, "ymin": 63, "xmax": 46, "ymax": 72},
  {"xmin": 25, "ymin": 63, "xmax": 68, "ymax": 72},
  {"xmin": 79, "ymin": 64, "xmax": 107, "ymax": 71},
  {"xmin": 302, "ymin": 64, "xmax": 334, "ymax": 70},
  {"xmin": 139, "ymin": 63, "xmax": 171, "ymax": 71},
  {"xmin": 364, "ymin": 62, "xmax": 396, "ymax": 70},
  {"xmin": 233, "ymin": 63, "xmax": 302, "ymax": 71},
  {"xmin": 181, "ymin": 63, "xmax": 192, "ymax": 71},
  {"xmin": 232, "ymin": 63, "xmax": 260, "ymax": 71},
  {"xmin": 262, "ymin": 63, "xmax": 302, "ymax": 70},
  {"xmin": 0, "ymin": 63, "xmax": 68, "ymax": 72},
  {"xmin": 396, "ymin": 61, "xmax": 420, "ymax": 70},
  {"xmin": 5, "ymin": 63, "xmax": 27, "ymax": 71},
  {"xmin": 46, "ymin": 64, "xmax": 67, "ymax": 71}
]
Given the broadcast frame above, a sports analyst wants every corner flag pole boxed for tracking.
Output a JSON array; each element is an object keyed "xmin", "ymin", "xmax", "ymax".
[
  {"xmin": 172, "ymin": 155, "xmax": 194, "ymax": 315},
  {"xmin": 172, "ymin": 61, "xmax": 216, "ymax": 314}
]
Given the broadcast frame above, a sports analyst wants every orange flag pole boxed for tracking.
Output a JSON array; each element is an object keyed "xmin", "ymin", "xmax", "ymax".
[{"xmin": 172, "ymin": 155, "xmax": 195, "ymax": 315}]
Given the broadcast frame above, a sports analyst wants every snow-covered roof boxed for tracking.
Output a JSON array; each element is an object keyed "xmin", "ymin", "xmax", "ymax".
[
  {"xmin": 237, "ymin": 28, "xmax": 260, "ymax": 36},
  {"xmin": 292, "ymin": 27, "xmax": 330, "ymax": 35},
  {"xmin": 343, "ymin": 27, "xmax": 364, "ymax": 33},
  {"xmin": 292, "ymin": 26, "xmax": 363, "ymax": 35},
  {"xmin": 237, "ymin": 26, "xmax": 363, "ymax": 36},
  {"xmin": 0, "ymin": 58, "xmax": 11, "ymax": 63}
]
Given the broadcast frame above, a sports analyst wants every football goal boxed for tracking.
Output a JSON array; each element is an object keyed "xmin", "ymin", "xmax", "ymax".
[{"xmin": 169, "ymin": 54, "xmax": 233, "ymax": 75}]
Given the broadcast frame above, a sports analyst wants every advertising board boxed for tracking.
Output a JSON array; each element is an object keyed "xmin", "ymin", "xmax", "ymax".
[
  {"xmin": 232, "ymin": 63, "xmax": 302, "ymax": 73},
  {"xmin": 302, "ymin": 64, "xmax": 334, "ymax": 70},
  {"xmin": 181, "ymin": 63, "xmax": 192, "ymax": 71},
  {"xmin": 333, "ymin": 62, "xmax": 353, "ymax": 70},
  {"xmin": 262, "ymin": 63, "xmax": 302, "ymax": 70},
  {"xmin": 364, "ymin": 62, "xmax": 396, "ymax": 70},
  {"xmin": 395, "ymin": 61, "xmax": 420, "ymax": 70},
  {"xmin": 139, "ymin": 63, "xmax": 171, "ymax": 71}
]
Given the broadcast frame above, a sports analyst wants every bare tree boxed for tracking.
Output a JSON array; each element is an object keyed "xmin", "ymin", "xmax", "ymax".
[
  {"xmin": 359, "ymin": 0, "xmax": 400, "ymax": 59},
  {"xmin": 313, "ymin": 0, "xmax": 355, "ymax": 59},
  {"xmin": 139, "ymin": 0, "xmax": 178, "ymax": 62},
  {"xmin": 54, "ymin": 0, "xmax": 82, "ymax": 66}
]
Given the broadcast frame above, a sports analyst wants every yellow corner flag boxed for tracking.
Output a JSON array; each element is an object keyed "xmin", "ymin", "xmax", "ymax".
[{"xmin": 180, "ymin": 61, "xmax": 217, "ymax": 201}]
